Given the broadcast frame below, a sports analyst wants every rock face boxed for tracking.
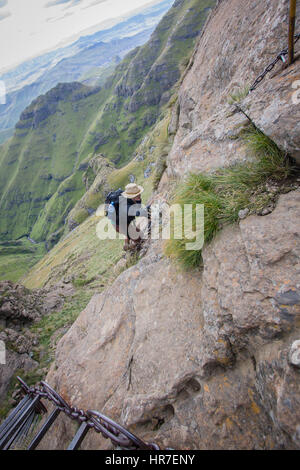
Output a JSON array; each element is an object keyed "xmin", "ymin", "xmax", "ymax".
[
  {"xmin": 289, "ymin": 341, "xmax": 300, "ymax": 368},
  {"xmin": 0, "ymin": 281, "xmax": 46, "ymax": 329},
  {"xmin": 0, "ymin": 280, "xmax": 73, "ymax": 404},
  {"xmin": 66, "ymin": 155, "xmax": 114, "ymax": 231},
  {"xmin": 167, "ymin": 0, "xmax": 300, "ymax": 177},
  {"xmin": 0, "ymin": 280, "xmax": 73, "ymax": 328},
  {"xmin": 41, "ymin": 190, "xmax": 300, "ymax": 450},
  {"xmin": 0, "ymin": 281, "xmax": 45, "ymax": 402}
]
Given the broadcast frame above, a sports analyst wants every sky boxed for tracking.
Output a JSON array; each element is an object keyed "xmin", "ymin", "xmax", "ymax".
[{"xmin": 0, "ymin": 0, "xmax": 159, "ymax": 72}]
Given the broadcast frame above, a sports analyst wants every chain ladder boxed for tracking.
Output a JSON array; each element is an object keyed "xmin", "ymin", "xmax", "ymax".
[{"xmin": 17, "ymin": 377, "xmax": 160, "ymax": 450}]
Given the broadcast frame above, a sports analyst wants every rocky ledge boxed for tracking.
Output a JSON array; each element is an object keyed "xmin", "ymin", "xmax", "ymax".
[{"xmin": 0, "ymin": 279, "xmax": 75, "ymax": 405}]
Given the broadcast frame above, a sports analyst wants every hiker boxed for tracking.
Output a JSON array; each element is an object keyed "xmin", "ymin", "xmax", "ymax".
[{"xmin": 106, "ymin": 183, "xmax": 150, "ymax": 251}]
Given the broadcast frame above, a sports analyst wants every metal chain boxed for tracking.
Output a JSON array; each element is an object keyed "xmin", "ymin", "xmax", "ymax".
[
  {"xmin": 250, "ymin": 33, "xmax": 300, "ymax": 91},
  {"xmin": 17, "ymin": 377, "xmax": 160, "ymax": 450}
]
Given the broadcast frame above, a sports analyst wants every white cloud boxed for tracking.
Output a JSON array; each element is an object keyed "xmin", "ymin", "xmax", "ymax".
[
  {"xmin": 45, "ymin": 0, "xmax": 83, "ymax": 8},
  {"xmin": 0, "ymin": 0, "xmax": 10, "ymax": 21},
  {"xmin": 82, "ymin": 0, "xmax": 108, "ymax": 9},
  {"xmin": 0, "ymin": 0, "xmax": 161, "ymax": 72},
  {"xmin": 46, "ymin": 11, "xmax": 74, "ymax": 22}
]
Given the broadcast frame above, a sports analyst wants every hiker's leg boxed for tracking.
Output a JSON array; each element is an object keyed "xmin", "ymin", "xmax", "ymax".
[
  {"xmin": 128, "ymin": 226, "xmax": 144, "ymax": 252},
  {"xmin": 114, "ymin": 223, "xmax": 130, "ymax": 250},
  {"xmin": 128, "ymin": 221, "xmax": 142, "ymax": 242},
  {"xmin": 132, "ymin": 226, "xmax": 141, "ymax": 239},
  {"xmin": 124, "ymin": 236, "xmax": 130, "ymax": 251}
]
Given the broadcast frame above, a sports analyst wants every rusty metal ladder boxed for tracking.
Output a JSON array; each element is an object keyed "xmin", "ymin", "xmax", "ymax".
[
  {"xmin": 0, "ymin": 394, "xmax": 88, "ymax": 450},
  {"xmin": 0, "ymin": 394, "xmax": 46, "ymax": 450},
  {"xmin": 0, "ymin": 377, "xmax": 161, "ymax": 451}
]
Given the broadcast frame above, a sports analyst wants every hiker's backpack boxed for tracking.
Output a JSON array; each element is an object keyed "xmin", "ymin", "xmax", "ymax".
[{"xmin": 104, "ymin": 188, "xmax": 123, "ymax": 220}]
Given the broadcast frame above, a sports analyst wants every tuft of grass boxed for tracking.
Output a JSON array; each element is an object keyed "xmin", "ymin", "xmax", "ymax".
[
  {"xmin": 30, "ymin": 290, "xmax": 93, "ymax": 351},
  {"xmin": 125, "ymin": 251, "xmax": 140, "ymax": 269},
  {"xmin": 227, "ymin": 84, "xmax": 250, "ymax": 105},
  {"xmin": 241, "ymin": 127, "xmax": 291, "ymax": 180},
  {"xmin": 72, "ymin": 276, "xmax": 96, "ymax": 288},
  {"xmin": 117, "ymin": 251, "xmax": 141, "ymax": 275},
  {"xmin": 165, "ymin": 126, "xmax": 294, "ymax": 269}
]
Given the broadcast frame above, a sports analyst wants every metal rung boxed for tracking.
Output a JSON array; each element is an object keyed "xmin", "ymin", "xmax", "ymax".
[
  {"xmin": 1, "ymin": 377, "xmax": 162, "ymax": 450},
  {"xmin": 0, "ymin": 396, "xmax": 41, "ymax": 449},
  {"xmin": 3, "ymin": 409, "xmax": 36, "ymax": 450},
  {"xmin": 14, "ymin": 413, "xmax": 40, "ymax": 450},
  {"xmin": 67, "ymin": 422, "xmax": 90, "ymax": 450},
  {"xmin": 27, "ymin": 408, "xmax": 61, "ymax": 450},
  {"xmin": 0, "ymin": 395, "xmax": 31, "ymax": 437}
]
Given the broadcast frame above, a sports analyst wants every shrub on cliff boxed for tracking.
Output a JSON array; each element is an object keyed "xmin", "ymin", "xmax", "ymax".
[{"xmin": 165, "ymin": 126, "xmax": 295, "ymax": 268}]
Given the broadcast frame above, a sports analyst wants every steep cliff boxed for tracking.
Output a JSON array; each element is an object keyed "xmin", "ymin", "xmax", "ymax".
[
  {"xmin": 0, "ymin": 280, "xmax": 66, "ymax": 414},
  {"xmin": 167, "ymin": 0, "xmax": 300, "ymax": 176},
  {"xmin": 35, "ymin": 0, "xmax": 300, "ymax": 450}
]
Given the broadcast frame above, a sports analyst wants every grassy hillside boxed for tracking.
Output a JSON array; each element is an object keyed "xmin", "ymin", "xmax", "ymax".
[
  {"xmin": 0, "ymin": 129, "xmax": 14, "ymax": 145},
  {"xmin": 24, "ymin": 214, "xmax": 124, "ymax": 290},
  {"xmin": 0, "ymin": 0, "xmax": 216, "ymax": 281},
  {"xmin": 0, "ymin": 83, "xmax": 107, "ymax": 242},
  {"xmin": 78, "ymin": 0, "xmax": 215, "ymax": 167},
  {"xmin": 0, "ymin": 238, "xmax": 46, "ymax": 282}
]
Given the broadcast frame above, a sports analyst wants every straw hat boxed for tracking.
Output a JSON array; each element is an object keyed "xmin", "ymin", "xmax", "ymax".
[{"xmin": 122, "ymin": 183, "xmax": 144, "ymax": 199}]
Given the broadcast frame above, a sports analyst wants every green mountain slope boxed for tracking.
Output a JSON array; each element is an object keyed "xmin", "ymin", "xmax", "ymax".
[
  {"xmin": 0, "ymin": 0, "xmax": 215, "ymax": 260},
  {"xmin": 78, "ymin": 0, "xmax": 214, "ymax": 166},
  {"xmin": 0, "ymin": 83, "xmax": 107, "ymax": 243}
]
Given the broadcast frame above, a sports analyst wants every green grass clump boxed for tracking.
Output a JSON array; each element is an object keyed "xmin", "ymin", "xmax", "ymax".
[
  {"xmin": 165, "ymin": 126, "xmax": 294, "ymax": 269},
  {"xmin": 227, "ymin": 84, "xmax": 250, "ymax": 105},
  {"xmin": 30, "ymin": 290, "xmax": 92, "ymax": 351},
  {"xmin": 72, "ymin": 276, "xmax": 96, "ymax": 288},
  {"xmin": 241, "ymin": 127, "xmax": 291, "ymax": 180},
  {"xmin": 72, "ymin": 208, "xmax": 90, "ymax": 226},
  {"xmin": 164, "ymin": 173, "xmax": 222, "ymax": 268}
]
